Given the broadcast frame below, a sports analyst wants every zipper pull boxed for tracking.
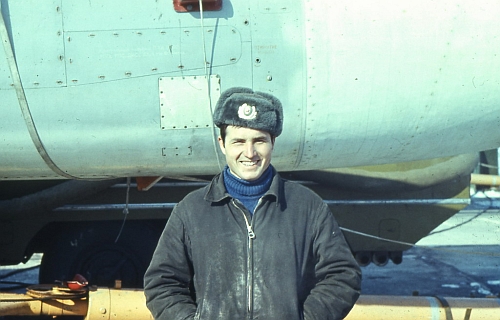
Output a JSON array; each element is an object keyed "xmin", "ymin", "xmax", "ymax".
[
  {"xmin": 232, "ymin": 199, "xmax": 256, "ymax": 239},
  {"xmin": 247, "ymin": 224, "xmax": 256, "ymax": 239}
]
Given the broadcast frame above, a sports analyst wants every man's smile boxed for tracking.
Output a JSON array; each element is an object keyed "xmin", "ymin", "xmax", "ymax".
[{"xmin": 240, "ymin": 160, "xmax": 260, "ymax": 167}]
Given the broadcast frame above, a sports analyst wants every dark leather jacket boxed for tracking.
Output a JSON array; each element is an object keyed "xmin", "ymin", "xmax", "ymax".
[{"xmin": 144, "ymin": 169, "xmax": 361, "ymax": 320}]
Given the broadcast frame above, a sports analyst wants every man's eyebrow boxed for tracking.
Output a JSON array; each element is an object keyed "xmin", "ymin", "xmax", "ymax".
[
  {"xmin": 228, "ymin": 137, "xmax": 245, "ymax": 142},
  {"xmin": 253, "ymin": 136, "xmax": 269, "ymax": 141},
  {"xmin": 228, "ymin": 134, "xmax": 270, "ymax": 142}
]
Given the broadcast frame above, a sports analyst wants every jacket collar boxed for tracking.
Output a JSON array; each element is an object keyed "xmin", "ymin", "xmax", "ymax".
[{"xmin": 204, "ymin": 166, "xmax": 284, "ymax": 209}]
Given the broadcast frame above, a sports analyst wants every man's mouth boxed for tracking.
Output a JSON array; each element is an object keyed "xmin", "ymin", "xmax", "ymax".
[{"xmin": 241, "ymin": 160, "xmax": 259, "ymax": 167}]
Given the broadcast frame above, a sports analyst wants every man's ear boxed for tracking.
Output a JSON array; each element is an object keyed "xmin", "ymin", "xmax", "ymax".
[{"xmin": 218, "ymin": 136, "xmax": 226, "ymax": 155}]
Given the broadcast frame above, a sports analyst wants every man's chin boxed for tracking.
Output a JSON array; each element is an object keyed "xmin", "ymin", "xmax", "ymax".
[{"xmin": 238, "ymin": 170, "xmax": 262, "ymax": 181}]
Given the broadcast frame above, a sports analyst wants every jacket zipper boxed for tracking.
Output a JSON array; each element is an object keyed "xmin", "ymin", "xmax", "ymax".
[{"xmin": 232, "ymin": 200, "xmax": 256, "ymax": 319}]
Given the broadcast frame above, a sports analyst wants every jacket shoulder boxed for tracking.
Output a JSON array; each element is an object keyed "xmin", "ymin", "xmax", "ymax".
[
  {"xmin": 173, "ymin": 184, "xmax": 212, "ymax": 214},
  {"xmin": 281, "ymin": 179, "xmax": 325, "ymax": 203}
]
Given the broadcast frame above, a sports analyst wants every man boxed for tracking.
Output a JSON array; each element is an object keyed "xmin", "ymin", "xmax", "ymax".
[{"xmin": 144, "ymin": 87, "xmax": 361, "ymax": 320}]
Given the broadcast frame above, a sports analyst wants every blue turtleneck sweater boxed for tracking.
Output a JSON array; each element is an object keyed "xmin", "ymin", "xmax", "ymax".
[{"xmin": 223, "ymin": 165, "xmax": 273, "ymax": 214}]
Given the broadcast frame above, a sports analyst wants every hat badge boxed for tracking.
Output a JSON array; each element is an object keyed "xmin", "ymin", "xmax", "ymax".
[{"xmin": 238, "ymin": 103, "xmax": 258, "ymax": 120}]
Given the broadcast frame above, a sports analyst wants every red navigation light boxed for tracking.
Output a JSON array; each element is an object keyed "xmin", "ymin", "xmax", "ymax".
[{"xmin": 173, "ymin": 0, "xmax": 222, "ymax": 12}]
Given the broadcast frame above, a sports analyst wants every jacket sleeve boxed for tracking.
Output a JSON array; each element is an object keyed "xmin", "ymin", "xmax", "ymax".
[
  {"xmin": 303, "ymin": 203, "xmax": 362, "ymax": 320},
  {"xmin": 144, "ymin": 208, "xmax": 197, "ymax": 320}
]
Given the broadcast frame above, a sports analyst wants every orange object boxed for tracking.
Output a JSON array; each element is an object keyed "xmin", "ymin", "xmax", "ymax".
[
  {"xmin": 136, "ymin": 176, "xmax": 163, "ymax": 191},
  {"xmin": 66, "ymin": 274, "xmax": 89, "ymax": 290}
]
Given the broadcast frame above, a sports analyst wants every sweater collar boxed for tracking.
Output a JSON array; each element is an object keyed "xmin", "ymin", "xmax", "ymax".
[
  {"xmin": 223, "ymin": 165, "xmax": 273, "ymax": 197},
  {"xmin": 205, "ymin": 165, "xmax": 282, "ymax": 208}
]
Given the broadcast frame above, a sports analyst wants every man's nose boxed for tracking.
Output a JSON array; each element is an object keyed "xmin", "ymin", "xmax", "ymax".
[{"xmin": 244, "ymin": 143, "xmax": 256, "ymax": 158}]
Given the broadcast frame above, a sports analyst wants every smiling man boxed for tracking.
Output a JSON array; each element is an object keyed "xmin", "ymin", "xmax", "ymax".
[
  {"xmin": 144, "ymin": 87, "xmax": 361, "ymax": 320},
  {"xmin": 218, "ymin": 125, "xmax": 273, "ymax": 181}
]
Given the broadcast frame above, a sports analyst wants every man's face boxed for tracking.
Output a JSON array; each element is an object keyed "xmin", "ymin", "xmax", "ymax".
[{"xmin": 218, "ymin": 126, "xmax": 274, "ymax": 181}]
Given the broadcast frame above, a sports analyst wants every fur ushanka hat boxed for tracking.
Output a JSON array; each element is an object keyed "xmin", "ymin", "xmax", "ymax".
[{"xmin": 213, "ymin": 87, "xmax": 283, "ymax": 137}]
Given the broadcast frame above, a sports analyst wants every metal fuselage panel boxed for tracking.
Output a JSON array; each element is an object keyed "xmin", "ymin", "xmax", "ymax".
[{"xmin": 1, "ymin": 0, "xmax": 500, "ymax": 179}]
